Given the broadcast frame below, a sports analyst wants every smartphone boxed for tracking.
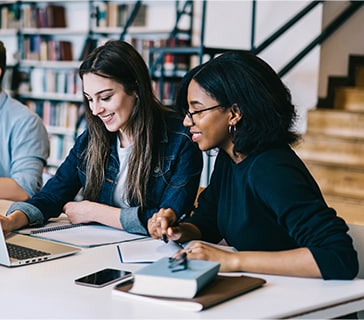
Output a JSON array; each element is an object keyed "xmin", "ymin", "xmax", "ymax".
[{"xmin": 75, "ymin": 268, "xmax": 133, "ymax": 288}]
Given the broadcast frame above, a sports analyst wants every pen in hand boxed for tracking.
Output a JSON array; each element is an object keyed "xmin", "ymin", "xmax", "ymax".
[
  {"xmin": 161, "ymin": 213, "xmax": 186, "ymax": 244},
  {"xmin": 161, "ymin": 233, "xmax": 169, "ymax": 243},
  {"xmin": 116, "ymin": 244, "xmax": 123, "ymax": 263}
]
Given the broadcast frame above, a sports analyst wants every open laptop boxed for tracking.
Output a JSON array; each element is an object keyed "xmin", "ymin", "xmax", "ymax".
[{"xmin": 0, "ymin": 223, "xmax": 81, "ymax": 267}]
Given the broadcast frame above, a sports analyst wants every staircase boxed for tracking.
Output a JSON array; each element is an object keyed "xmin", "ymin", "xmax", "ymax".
[{"xmin": 294, "ymin": 55, "xmax": 364, "ymax": 224}]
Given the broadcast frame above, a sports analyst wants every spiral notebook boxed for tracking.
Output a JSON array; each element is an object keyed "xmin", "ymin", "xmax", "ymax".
[{"xmin": 16, "ymin": 217, "xmax": 146, "ymax": 248}]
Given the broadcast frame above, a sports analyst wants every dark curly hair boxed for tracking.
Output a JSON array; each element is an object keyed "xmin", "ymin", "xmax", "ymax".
[{"xmin": 178, "ymin": 51, "xmax": 300, "ymax": 156}]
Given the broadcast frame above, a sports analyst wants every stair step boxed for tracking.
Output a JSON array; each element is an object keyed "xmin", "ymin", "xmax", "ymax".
[
  {"xmin": 304, "ymin": 161, "xmax": 364, "ymax": 200},
  {"xmin": 356, "ymin": 65, "xmax": 364, "ymax": 86},
  {"xmin": 334, "ymin": 87, "xmax": 364, "ymax": 111},
  {"xmin": 307, "ymin": 109, "xmax": 364, "ymax": 138},
  {"xmin": 324, "ymin": 195, "xmax": 364, "ymax": 225},
  {"xmin": 294, "ymin": 134, "xmax": 364, "ymax": 168}
]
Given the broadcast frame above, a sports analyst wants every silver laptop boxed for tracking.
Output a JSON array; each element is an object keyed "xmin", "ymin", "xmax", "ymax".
[{"xmin": 0, "ymin": 223, "xmax": 81, "ymax": 267}]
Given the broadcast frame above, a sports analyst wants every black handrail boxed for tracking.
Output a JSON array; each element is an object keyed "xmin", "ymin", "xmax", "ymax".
[
  {"xmin": 250, "ymin": 1, "xmax": 256, "ymax": 50},
  {"xmin": 148, "ymin": 0, "xmax": 194, "ymax": 74},
  {"xmin": 148, "ymin": 1, "xmax": 364, "ymax": 80},
  {"xmin": 251, "ymin": 1, "xmax": 324, "ymax": 55},
  {"xmin": 278, "ymin": 1, "xmax": 364, "ymax": 77},
  {"xmin": 120, "ymin": 1, "xmax": 142, "ymax": 40},
  {"xmin": 170, "ymin": 0, "xmax": 193, "ymax": 39}
]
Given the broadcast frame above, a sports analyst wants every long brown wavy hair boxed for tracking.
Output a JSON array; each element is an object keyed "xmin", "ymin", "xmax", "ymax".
[{"xmin": 78, "ymin": 40, "xmax": 168, "ymax": 208}]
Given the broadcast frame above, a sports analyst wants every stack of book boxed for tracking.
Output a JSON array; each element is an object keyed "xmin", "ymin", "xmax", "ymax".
[{"xmin": 113, "ymin": 256, "xmax": 266, "ymax": 311}]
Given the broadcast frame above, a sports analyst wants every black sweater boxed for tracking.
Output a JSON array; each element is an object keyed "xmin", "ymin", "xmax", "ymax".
[{"xmin": 187, "ymin": 146, "xmax": 358, "ymax": 280}]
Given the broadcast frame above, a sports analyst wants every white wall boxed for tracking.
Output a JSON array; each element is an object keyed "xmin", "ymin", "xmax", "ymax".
[{"xmin": 193, "ymin": 0, "xmax": 322, "ymax": 134}]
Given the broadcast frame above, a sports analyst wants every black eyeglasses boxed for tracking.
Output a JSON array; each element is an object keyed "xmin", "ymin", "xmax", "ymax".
[
  {"xmin": 185, "ymin": 104, "xmax": 222, "ymax": 125},
  {"xmin": 168, "ymin": 252, "xmax": 188, "ymax": 272}
]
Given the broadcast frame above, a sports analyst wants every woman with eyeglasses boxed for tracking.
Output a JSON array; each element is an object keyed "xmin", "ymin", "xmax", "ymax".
[
  {"xmin": 148, "ymin": 51, "xmax": 358, "ymax": 280},
  {"xmin": 1, "ymin": 40, "xmax": 202, "ymax": 236}
]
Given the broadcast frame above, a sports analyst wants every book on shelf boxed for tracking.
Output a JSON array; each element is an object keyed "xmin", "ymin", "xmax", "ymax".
[
  {"xmin": 45, "ymin": 4, "xmax": 66, "ymax": 28},
  {"xmin": 93, "ymin": 2, "xmax": 145, "ymax": 28},
  {"xmin": 132, "ymin": 3, "xmax": 147, "ymax": 27},
  {"xmin": 1, "ymin": 4, "xmax": 20, "ymax": 29},
  {"xmin": 22, "ymin": 4, "xmax": 66, "ymax": 29},
  {"xmin": 36, "ymin": 6, "xmax": 47, "ymax": 28},
  {"xmin": 113, "ymin": 274, "xmax": 266, "ymax": 312},
  {"xmin": 59, "ymin": 41, "xmax": 73, "ymax": 61},
  {"xmin": 79, "ymin": 37, "xmax": 98, "ymax": 61},
  {"xmin": 128, "ymin": 257, "xmax": 220, "ymax": 299},
  {"xmin": 106, "ymin": 2, "xmax": 119, "ymax": 28},
  {"xmin": 21, "ymin": 4, "xmax": 37, "ymax": 28},
  {"xmin": 23, "ymin": 35, "xmax": 75, "ymax": 62}
]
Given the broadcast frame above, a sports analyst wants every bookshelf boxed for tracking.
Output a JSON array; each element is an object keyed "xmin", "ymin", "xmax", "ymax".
[
  {"xmin": 12, "ymin": 0, "xmax": 88, "ymax": 172},
  {"xmin": 0, "ymin": 1, "xmax": 19, "ymax": 94},
  {"xmin": 86, "ymin": 0, "xmax": 195, "ymax": 107},
  {"xmin": 0, "ymin": 0, "xmax": 195, "ymax": 173}
]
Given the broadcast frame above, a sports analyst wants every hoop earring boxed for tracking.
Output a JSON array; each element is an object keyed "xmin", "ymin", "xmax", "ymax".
[{"xmin": 229, "ymin": 125, "xmax": 237, "ymax": 136}]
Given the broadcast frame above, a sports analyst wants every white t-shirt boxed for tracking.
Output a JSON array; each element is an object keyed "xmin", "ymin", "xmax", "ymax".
[{"xmin": 113, "ymin": 137, "xmax": 133, "ymax": 208}]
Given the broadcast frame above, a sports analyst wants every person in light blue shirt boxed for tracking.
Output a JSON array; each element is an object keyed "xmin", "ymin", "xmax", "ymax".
[{"xmin": 0, "ymin": 41, "xmax": 49, "ymax": 201}]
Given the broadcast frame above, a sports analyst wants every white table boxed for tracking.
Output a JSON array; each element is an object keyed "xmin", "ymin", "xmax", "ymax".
[
  {"xmin": 1, "ymin": 242, "xmax": 364, "ymax": 319},
  {"xmin": 0, "ymin": 199, "xmax": 12, "ymax": 215}
]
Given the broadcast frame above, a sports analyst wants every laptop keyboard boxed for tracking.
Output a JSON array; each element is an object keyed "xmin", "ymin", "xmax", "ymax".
[{"xmin": 7, "ymin": 243, "xmax": 51, "ymax": 260}]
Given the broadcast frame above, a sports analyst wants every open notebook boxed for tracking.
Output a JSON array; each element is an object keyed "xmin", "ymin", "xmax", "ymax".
[
  {"xmin": 118, "ymin": 238, "xmax": 237, "ymax": 263},
  {"xmin": 16, "ymin": 217, "xmax": 146, "ymax": 248},
  {"xmin": 0, "ymin": 223, "xmax": 80, "ymax": 267}
]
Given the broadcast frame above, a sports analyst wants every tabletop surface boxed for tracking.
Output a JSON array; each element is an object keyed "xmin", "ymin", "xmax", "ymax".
[
  {"xmin": 1, "ymin": 200, "xmax": 364, "ymax": 319},
  {"xmin": 0, "ymin": 241, "xmax": 364, "ymax": 319}
]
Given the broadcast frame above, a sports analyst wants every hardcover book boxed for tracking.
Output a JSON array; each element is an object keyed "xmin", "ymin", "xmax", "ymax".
[
  {"xmin": 113, "ymin": 274, "xmax": 266, "ymax": 312},
  {"xmin": 128, "ymin": 257, "xmax": 220, "ymax": 299}
]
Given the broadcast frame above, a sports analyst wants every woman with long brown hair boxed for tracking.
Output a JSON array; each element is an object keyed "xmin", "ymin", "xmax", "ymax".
[{"xmin": 1, "ymin": 40, "xmax": 202, "ymax": 235}]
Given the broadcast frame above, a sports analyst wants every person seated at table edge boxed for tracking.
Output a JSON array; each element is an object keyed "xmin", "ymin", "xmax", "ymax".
[
  {"xmin": 148, "ymin": 51, "xmax": 359, "ymax": 280},
  {"xmin": 0, "ymin": 40, "xmax": 202, "ymax": 236}
]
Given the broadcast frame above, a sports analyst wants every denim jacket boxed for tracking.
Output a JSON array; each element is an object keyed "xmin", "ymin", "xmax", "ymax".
[{"xmin": 7, "ymin": 115, "xmax": 203, "ymax": 235}]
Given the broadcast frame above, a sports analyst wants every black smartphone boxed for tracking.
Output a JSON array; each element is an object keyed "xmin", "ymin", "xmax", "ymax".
[{"xmin": 75, "ymin": 268, "xmax": 133, "ymax": 288}]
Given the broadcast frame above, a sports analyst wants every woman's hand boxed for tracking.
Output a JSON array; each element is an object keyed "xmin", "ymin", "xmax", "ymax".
[
  {"xmin": 184, "ymin": 241, "xmax": 236, "ymax": 272},
  {"xmin": 148, "ymin": 209, "xmax": 202, "ymax": 244},
  {"xmin": 147, "ymin": 208, "xmax": 177, "ymax": 239},
  {"xmin": 183, "ymin": 242, "xmax": 322, "ymax": 277},
  {"xmin": 0, "ymin": 215, "xmax": 13, "ymax": 234},
  {"xmin": 63, "ymin": 200, "xmax": 96, "ymax": 224},
  {"xmin": 0, "ymin": 210, "xmax": 29, "ymax": 235},
  {"xmin": 63, "ymin": 200, "xmax": 122, "ymax": 229}
]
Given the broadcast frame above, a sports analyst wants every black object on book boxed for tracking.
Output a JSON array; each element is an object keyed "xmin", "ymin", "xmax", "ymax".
[{"xmin": 113, "ymin": 274, "xmax": 266, "ymax": 312}]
